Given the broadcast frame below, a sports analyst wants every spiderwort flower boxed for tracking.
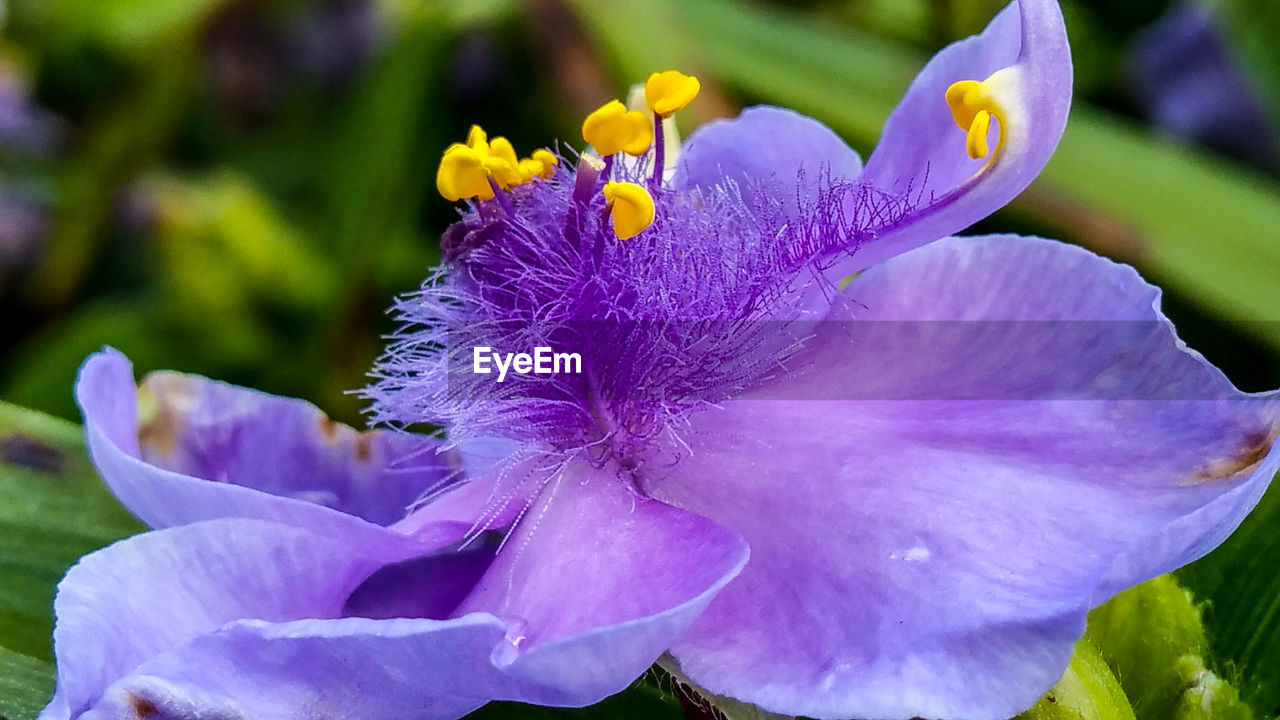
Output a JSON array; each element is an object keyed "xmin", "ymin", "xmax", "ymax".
[{"xmin": 43, "ymin": 1, "xmax": 1280, "ymax": 719}]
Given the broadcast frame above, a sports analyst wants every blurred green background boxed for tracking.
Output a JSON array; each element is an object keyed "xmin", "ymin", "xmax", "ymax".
[{"xmin": 2, "ymin": 0, "xmax": 1279, "ymax": 425}]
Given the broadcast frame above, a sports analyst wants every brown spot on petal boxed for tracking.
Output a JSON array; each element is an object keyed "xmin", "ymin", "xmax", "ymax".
[
  {"xmin": 1191, "ymin": 427, "xmax": 1278, "ymax": 484},
  {"xmin": 355, "ymin": 433, "xmax": 373, "ymax": 463},
  {"xmin": 318, "ymin": 414, "xmax": 342, "ymax": 441},
  {"xmin": 128, "ymin": 693, "xmax": 158, "ymax": 718}
]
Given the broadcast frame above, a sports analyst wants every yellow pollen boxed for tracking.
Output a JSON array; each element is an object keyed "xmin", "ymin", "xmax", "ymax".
[
  {"xmin": 602, "ymin": 181, "xmax": 655, "ymax": 240},
  {"xmin": 436, "ymin": 144, "xmax": 494, "ymax": 202},
  {"xmin": 465, "ymin": 124, "xmax": 488, "ymax": 152},
  {"xmin": 484, "ymin": 136, "xmax": 526, "ymax": 189},
  {"xmin": 518, "ymin": 149, "xmax": 558, "ymax": 181},
  {"xmin": 946, "ymin": 78, "xmax": 1009, "ymax": 160},
  {"xmin": 438, "ymin": 125, "xmax": 551, "ymax": 201},
  {"xmin": 531, "ymin": 149, "xmax": 558, "ymax": 176},
  {"xmin": 518, "ymin": 158, "xmax": 544, "ymax": 180},
  {"xmin": 966, "ymin": 109, "xmax": 992, "ymax": 159},
  {"xmin": 583, "ymin": 100, "xmax": 654, "ymax": 156},
  {"xmin": 644, "ymin": 70, "xmax": 700, "ymax": 118}
]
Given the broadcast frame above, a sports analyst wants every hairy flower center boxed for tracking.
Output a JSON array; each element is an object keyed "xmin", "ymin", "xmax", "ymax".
[{"xmin": 368, "ymin": 68, "xmax": 1001, "ymax": 466}]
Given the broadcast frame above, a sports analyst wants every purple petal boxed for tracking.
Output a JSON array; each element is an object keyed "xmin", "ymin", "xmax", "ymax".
[
  {"xmin": 847, "ymin": 0, "xmax": 1070, "ymax": 272},
  {"xmin": 341, "ymin": 547, "xmax": 496, "ymax": 621},
  {"xmin": 76, "ymin": 349, "xmax": 461, "ymax": 548},
  {"xmin": 644, "ymin": 236, "xmax": 1279, "ymax": 719},
  {"xmin": 672, "ymin": 106, "xmax": 863, "ymax": 214},
  {"xmin": 69, "ymin": 617, "xmax": 502, "ymax": 720},
  {"xmin": 452, "ymin": 461, "xmax": 749, "ymax": 705},
  {"xmin": 40, "ymin": 518, "xmax": 431, "ymax": 720},
  {"xmin": 390, "ymin": 446, "xmax": 547, "ymax": 538},
  {"xmin": 42, "ymin": 475, "xmax": 748, "ymax": 718}
]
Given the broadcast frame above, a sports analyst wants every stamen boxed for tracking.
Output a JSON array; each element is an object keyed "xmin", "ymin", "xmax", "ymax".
[
  {"xmin": 572, "ymin": 154, "xmax": 605, "ymax": 207},
  {"xmin": 437, "ymin": 126, "xmax": 554, "ymax": 203},
  {"xmin": 644, "ymin": 70, "xmax": 700, "ymax": 119},
  {"xmin": 601, "ymin": 181, "xmax": 655, "ymax": 240},
  {"xmin": 484, "ymin": 136, "xmax": 525, "ymax": 189},
  {"xmin": 651, "ymin": 113, "xmax": 665, "ymax": 188},
  {"xmin": 518, "ymin": 149, "xmax": 559, "ymax": 180},
  {"xmin": 945, "ymin": 75, "xmax": 1011, "ymax": 161},
  {"xmin": 437, "ymin": 144, "xmax": 494, "ymax": 202},
  {"xmin": 966, "ymin": 110, "xmax": 992, "ymax": 159},
  {"xmin": 465, "ymin": 124, "xmax": 489, "ymax": 151},
  {"xmin": 582, "ymin": 99, "xmax": 654, "ymax": 157}
]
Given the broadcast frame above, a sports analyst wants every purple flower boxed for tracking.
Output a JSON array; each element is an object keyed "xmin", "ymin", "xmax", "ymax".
[
  {"xmin": 1127, "ymin": 2, "xmax": 1279, "ymax": 171},
  {"xmin": 43, "ymin": 1, "xmax": 1280, "ymax": 719},
  {"xmin": 0, "ymin": 58, "xmax": 64, "ymax": 156}
]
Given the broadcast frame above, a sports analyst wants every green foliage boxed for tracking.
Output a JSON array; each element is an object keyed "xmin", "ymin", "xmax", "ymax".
[
  {"xmin": 0, "ymin": 403, "xmax": 143, "ymax": 661},
  {"xmin": 1014, "ymin": 640, "xmax": 1136, "ymax": 720},
  {"xmin": 1180, "ymin": 481, "xmax": 1280, "ymax": 716},
  {"xmin": 0, "ymin": 646, "xmax": 56, "ymax": 720},
  {"xmin": 1087, "ymin": 575, "xmax": 1254, "ymax": 720},
  {"xmin": 465, "ymin": 679, "xmax": 684, "ymax": 720},
  {"xmin": 18, "ymin": 0, "xmax": 229, "ymax": 55},
  {"xmin": 0, "ymin": 402, "xmax": 143, "ymax": 717}
]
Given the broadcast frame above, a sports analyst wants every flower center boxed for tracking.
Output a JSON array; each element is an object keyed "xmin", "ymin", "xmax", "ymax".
[{"xmin": 374, "ymin": 69, "xmax": 1008, "ymax": 462}]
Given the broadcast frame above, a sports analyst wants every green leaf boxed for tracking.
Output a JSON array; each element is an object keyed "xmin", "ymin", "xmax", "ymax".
[
  {"xmin": 1015, "ymin": 639, "xmax": 1136, "ymax": 720},
  {"xmin": 464, "ymin": 676, "xmax": 683, "ymax": 720},
  {"xmin": 0, "ymin": 401, "xmax": 143, "ymax": 672},
  {"xmin": 1179, "ymin": 478, "xmax": 1280, "ymax": 716},
  {"xmin": 0, "ymin": 646, "xmax": 55, "ymax": 720},
  {"xmin": 1086, "ymin": 575, "xmax": 1253, "ymax": 720},
  {"xmin": 30, "ymin": 0, "xmax": 229, "ymax": 54}
]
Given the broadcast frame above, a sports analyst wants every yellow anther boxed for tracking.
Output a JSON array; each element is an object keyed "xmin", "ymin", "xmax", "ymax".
[
  {"xmin": 518, "ymin": 158, "xmax": 544, "ymax": 180},
  {"xmin": 644, "ymin": 70, "xmax": 700, "ymax": 118},
  {"xmin": 518, "ymin": 149, "xmax": 558, "ymax": 181},
  {"xmin": 438, "ymin": 126, "xmax": 554, "ymax": 200},
  {"xmin": 531, "ymin": 149, "xmax": 558, "ymax": 176},
  {"xmin": 484, "ymin": 136, "xmax": 526, "ymax": 188},
  {"xmin": 488, "ymin": 136, "xmax": 518, "ymax": 165},
  {"xmin": 965, "ymin": 110, "xmax": 993, "ymax": 159},
  {"xmin": 466, "ymin": 124, "xmax": 489, "ymax": 151},
  {"xmin": 602, "ymin": 181, "xmax": 655, "ymax": 240},
  {"xmin": 583, "ymin": 100, "xmax": 653, "ymax": 156},
  {"xmin": 946, "ymin": 78, "xmax": 1006, "ymax": 160},
  {"xmin": 437, "ymin": 145, "xmax": 494, "ymax": 202}
]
